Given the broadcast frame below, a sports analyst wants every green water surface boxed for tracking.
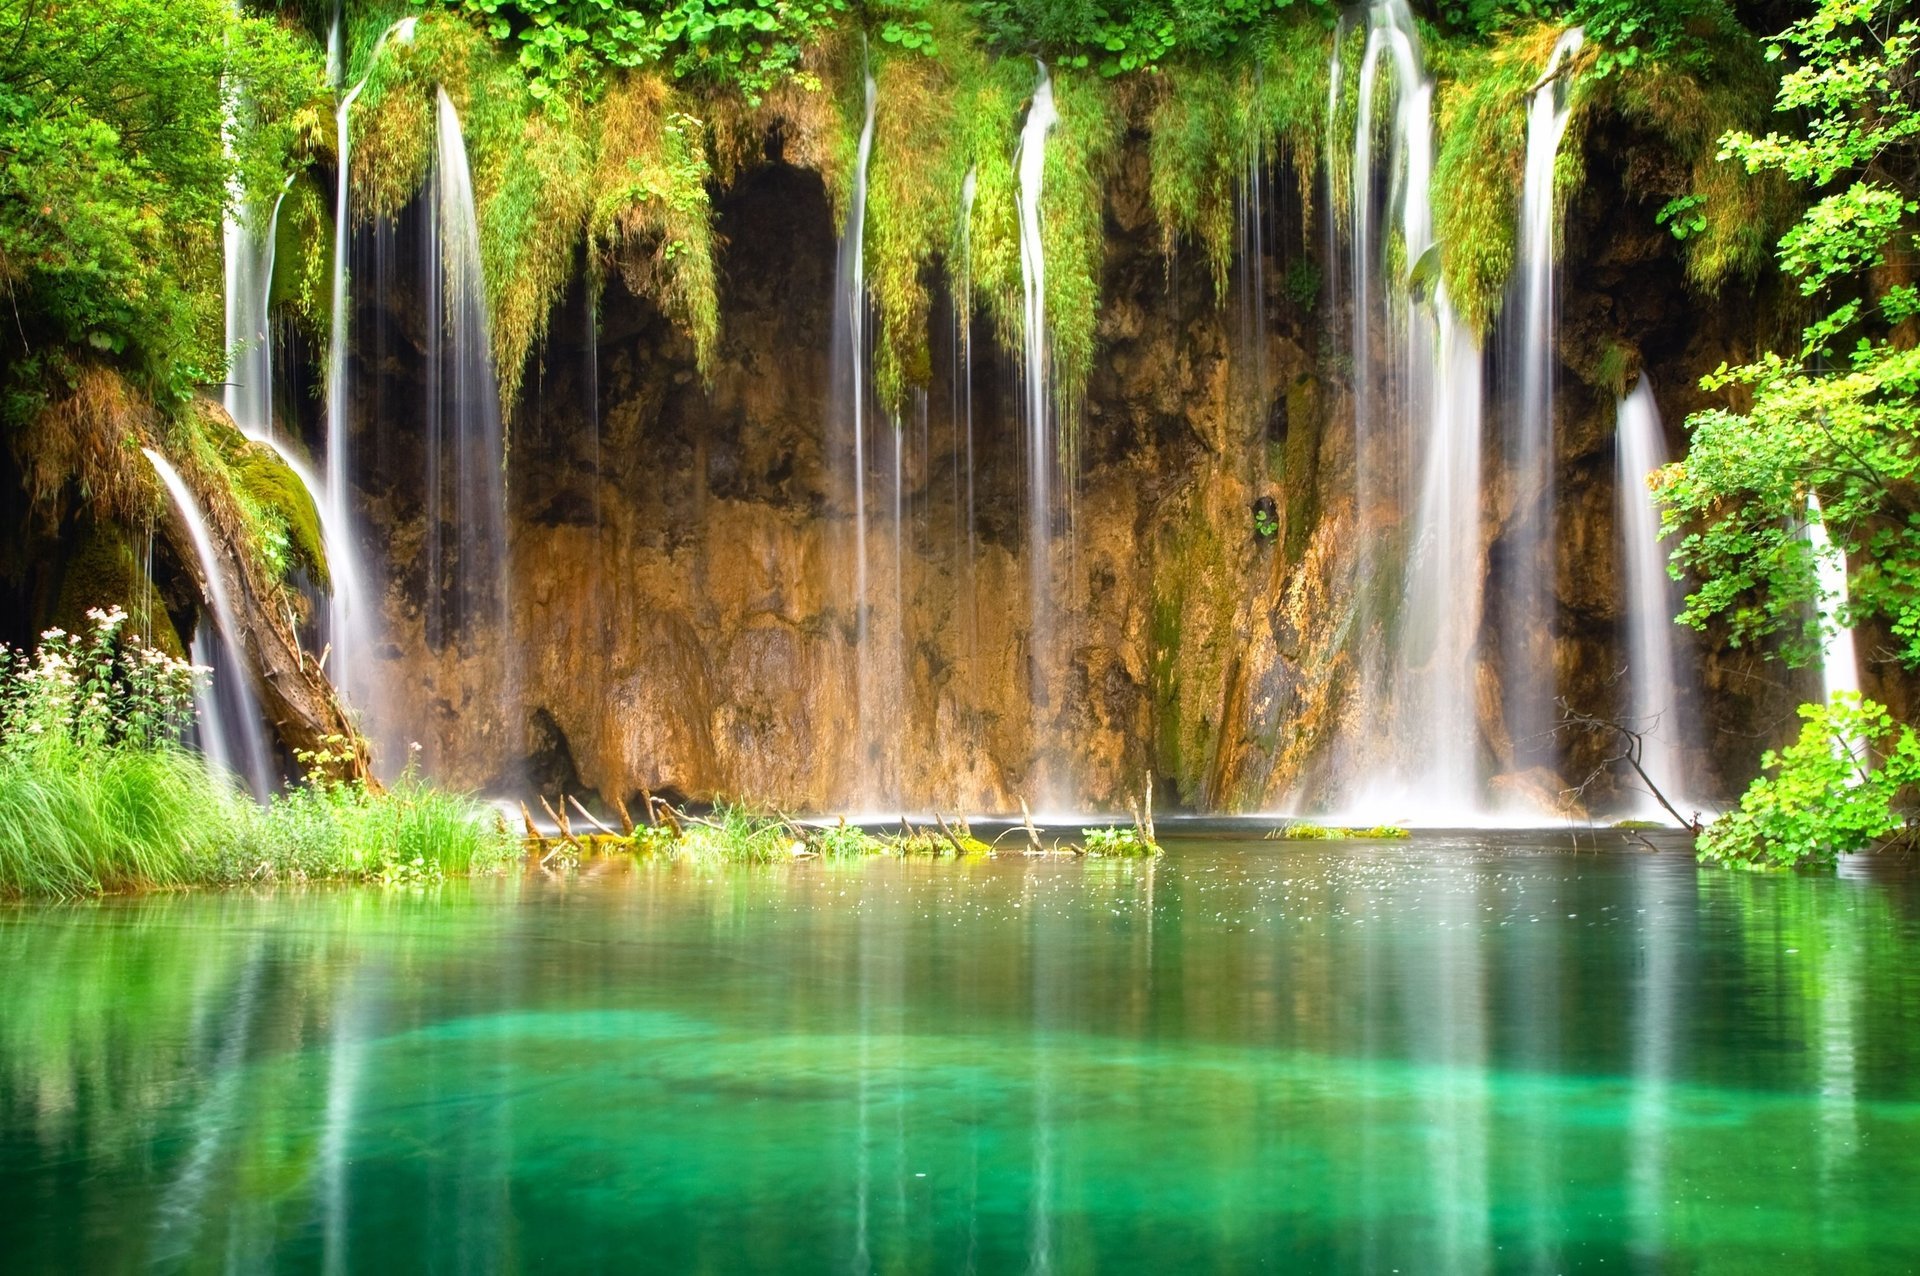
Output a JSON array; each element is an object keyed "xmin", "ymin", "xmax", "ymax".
[{"xmin": 4, "ymin": 832, "xmax": 1919, "ymax": 1272}]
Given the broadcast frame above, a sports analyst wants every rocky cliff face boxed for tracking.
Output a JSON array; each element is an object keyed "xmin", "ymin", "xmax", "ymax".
[{"xmin": 339, "ymin": 122, "xmax": 1810, "ymax": 816}]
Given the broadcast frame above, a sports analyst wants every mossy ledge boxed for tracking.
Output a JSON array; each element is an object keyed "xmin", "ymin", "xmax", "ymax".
[{"xmin": 304, "ymin": 3, "xmax": 1782, "ymax": 423}]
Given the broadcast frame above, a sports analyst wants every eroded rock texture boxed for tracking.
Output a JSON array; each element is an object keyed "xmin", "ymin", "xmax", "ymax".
[{"xmin": 341, "ymin": 127, "xmax": 1821, "ymax": 816}]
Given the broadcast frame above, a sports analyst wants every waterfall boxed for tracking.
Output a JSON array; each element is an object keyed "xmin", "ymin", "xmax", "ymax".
[
  {"xmin": 1500, "ymin": 27, "xmax": 1585, "ymax": 775},
  {"xmin": 1806, "ymin": 493, "xmax": 1862, "ymax": 768},
  {"xmin": 1616, "ymin": 377, "xmax": 1691, "ymax": 812},
  {"xmin": 1015, "ymin": 61, "xmax": 1058, "ymax": 790},
  {"xmin": 832, "ymin": 62, "xmax": 885, "ymax": 804},
  {"xmin": 223, "ymin": 181, "xmax": 289, "ymax": 439},
  {"xmin": 144, "ymin": 449, "xmax": 276, "ymax": 801},
  {"xmin": 1329, "ymin": 1, "xmax": 1490, "ymax": 822},
  {"xmin": 324, "ymin": 16, "xmax": 415, "ymax": 718},
  {"xmin": 956, "ymin": 166, "xmax": 979, "ymax": 675},
  {"xmin": 423, "ymin": 87, "xmax": 512, "ymax": 670}
]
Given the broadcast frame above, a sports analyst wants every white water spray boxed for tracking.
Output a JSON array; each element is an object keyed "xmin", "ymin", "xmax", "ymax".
[
  {"xmin": 144, "ymin": 450, "xmax": 276, "ymax": 800},
  {"xmin": 832, "ymin": 61, "xmax": 885, "ymax": 801},
  {"xmin": 1501, "ymin": 27, "xmax": 1585, "ymax": 771},
  {"xmin": 1016, "ymin": 62, "xmax": 1059, "ymax": 784},
  {"xmin": 1807, "ymin": 493, "xmax": 1862, "ymax": 767},
  {"xmin": 1616, "ymin": 377, "xmax": 1691, "ymax": 812},
  {"xmin": 325, "ymin": 16, "xmax": 415, "ymax": 719},
  {"xmin": 1330, "ymin": 1, "xmax": 1491, "ymax": 822}
]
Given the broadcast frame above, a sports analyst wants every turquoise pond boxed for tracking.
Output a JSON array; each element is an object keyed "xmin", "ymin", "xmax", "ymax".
[{"xmin": 4, "ymin": 831, "xmax": 1920, "ymax": 1272}]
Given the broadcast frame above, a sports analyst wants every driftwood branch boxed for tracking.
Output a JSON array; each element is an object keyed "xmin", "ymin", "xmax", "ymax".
[
  {"xmin": 1019, "ymin": 798, "xmax": 1044, "ymax": 852},
  {"xmin": 568, "ymin": 794, "xmax": 620, "ymax": 838},
  {"xmin": 1555, "ymin": 699, "xmax": 1702, "ymax": 834}
]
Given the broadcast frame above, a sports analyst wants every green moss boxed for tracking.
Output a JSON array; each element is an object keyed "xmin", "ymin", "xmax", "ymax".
[
  {"xmin": 1147, "ymin": 502, "xmax": 1237, "ymax": 807},
  {"xmin": 1150, "ymin": 65, "xmax": 1251, "ymax": 297},
  {"xmin": 1038, "ymin": 69, "xmax": 1123, "ymax": 430},
  {"xmin": 865, "ymin": 22, "xmax": 973, "ymax": 416},
  {"xmin": 1281, "ymin": 374, "xmax": 1321, "ymax": 561},
  {"xmin": 228, "ymin": 443, "xmax": 329, "ymax": 590},
  {"xmin": 1267, "ymin": 823, "xmax": 1411, "ymax": 840},
  {"xmin": 50, "ymin": 521, "xmax": 184, "ymax": 660},
  {"xmin": 1429, "ymin": 32, "xmax": 1548, "ymax": 334},
  {"xmin": 1604, "ymin": 30, "xmax": 1789, "ymax": 292},
  {"xmin": 268, "ymin": 173, "xmax": 333, "ymax": 343},
  {"xmin": 1148, "ymin": 12, "xmax": 1330, "ymax": 298},
  {"xmin": 588, "ymin": 75, "xmax": 720, "ymax": 378}
]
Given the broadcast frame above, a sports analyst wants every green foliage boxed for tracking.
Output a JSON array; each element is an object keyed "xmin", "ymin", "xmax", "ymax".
[
  {"xmin": 1660, "ymin": 0, "xmax": 1920, "ymax": 668},
  {"xmin": 966, "ymin": 0, "xmax": 1315, "ymax": 77},
  {"xmin": 1697, "ymin": 694, "xmax": 1920, "ymax": 869},
  {"xmin": 0, "ymin": 607, "xmax": 217, "ymax": 897},
  {"xmin": 1267, "ymin": 823, "xmax": 1411, "ymax": 840},
  {"xmin": 0, "ymin": 0, "xmax": 325, "ymax": 415},
  {"xmin": 426, "ymin": 0, "xmax": 848, "ymax": 103},
  {"xmin": 588, "ymin": 76, "xmax": 720, "ymax": 376},
  {"xmin": 1437, "ymin": 0, "xmax": 1736, "ymax": 76},
  {"xmin": 811, "ymin": 819, "xmax": 887, "ymax": 857},
  {"xmin": 0, "ymin": 609, "xmax": 514, "ymax": 896},
  {"xmin": 1079, "ymin": 825, "xmax": 1160, "ymax": 855},
  {"xmin": 219, "ymin": 765, "xmax": 517, "ymax": 885},
  {"xmin": 1430, "ymin": 28, "xmax": 1562, "ymax": 333}
]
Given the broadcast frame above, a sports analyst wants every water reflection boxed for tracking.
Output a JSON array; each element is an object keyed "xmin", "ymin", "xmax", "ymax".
[{"xmin": 3, "ymin": 839, "xmax": 1920, "ymax": 1271}]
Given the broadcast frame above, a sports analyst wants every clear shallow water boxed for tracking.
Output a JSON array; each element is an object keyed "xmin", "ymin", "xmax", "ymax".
[{"xmin": 4, "ymin": 833, "xmax": 1920, "ymax": 1273}]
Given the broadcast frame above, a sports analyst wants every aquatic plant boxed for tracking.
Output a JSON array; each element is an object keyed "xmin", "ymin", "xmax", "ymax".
[
  {"xmin": 1267, "ymin": 824, "xmax": 1412, "ymax": 840},
  {"xmin": 1079, "ymin": 825, "xmax": 1161, "ymax": 857}
]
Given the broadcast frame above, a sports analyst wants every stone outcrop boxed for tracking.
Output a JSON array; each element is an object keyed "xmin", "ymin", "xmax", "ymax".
[{"xmin": 331, "ymin": 122, "xmax": 1821, "ymax": 816}]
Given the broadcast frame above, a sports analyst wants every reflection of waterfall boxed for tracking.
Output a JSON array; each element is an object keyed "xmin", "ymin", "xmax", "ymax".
[
  {"xmin": 1016, "ymin": 62, "xmax": 1059, "ymax": 800},
  {"xmin": 325, "ymin": 17, "xmax": 416, "ymax": 727},
  {"xmin": 319, "ymin": 972, "xmax": 371, "ymax": 1276},
  {"xmin": 1329, "ymin": 1, "xmax": 1489, "ymax": 822},
  {"xmin": 1500, "ymin": 28, "xmax": 1585, "ymax": 775},
  {"xmin": 1627, "ymin": 861, "xmax": 1682, "ymax": 1260},
  {"xmin": 149, "ymin": 945, "xmax": 266, "ymax": 1264},
  {"xmin": 145, "ymin": 449, "xmax": 277, "ymax": 800},
  {"xmin": 1616, "ymin": 378, "xmax": 1693, "ymax": 810},
  {"xmin": 421, "ymin": 87, "xmax": 515, "ymax": 779}
]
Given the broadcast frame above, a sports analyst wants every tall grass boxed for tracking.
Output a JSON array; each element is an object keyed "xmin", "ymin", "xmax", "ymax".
[
  {"xmin": 0, "ymin": 608, "xmax": 517, "ymax": 898},
  {"xmin": 0, "ymin": 748, "xmax": 231, "ymax": 897}
]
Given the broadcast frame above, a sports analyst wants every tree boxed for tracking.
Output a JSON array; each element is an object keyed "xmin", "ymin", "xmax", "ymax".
[
  {"xmin": 0, "ymin": 0, "xmax": 322, "ymax": 416},
  {"xmin": 1657, "ymin": 0, "xmax": 1920, "ymax": 865}
]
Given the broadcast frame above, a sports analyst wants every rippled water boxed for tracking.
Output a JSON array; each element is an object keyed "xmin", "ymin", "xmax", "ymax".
[{"xmin": 4, "ymin": 832, "xmax": 1919, "ymax": 1271}]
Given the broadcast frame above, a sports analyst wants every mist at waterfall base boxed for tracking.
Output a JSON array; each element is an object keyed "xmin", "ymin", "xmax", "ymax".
[{"xmin": 220, "ymin": 4, "xmax": 1721, "ymax": 824}]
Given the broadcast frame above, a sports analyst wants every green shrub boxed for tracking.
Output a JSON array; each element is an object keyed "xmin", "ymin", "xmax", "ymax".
[{"xmin": 1697, "ymin": 694, "xmax": 1920, "ymax": 871}]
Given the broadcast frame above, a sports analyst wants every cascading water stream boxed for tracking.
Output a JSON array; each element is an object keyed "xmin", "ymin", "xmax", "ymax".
[
  {"xmin": 1615, "ymin": 377, "xmax": 1692, "ymax": 812},
  {"xmin": 424, "ymin": 87, "xmax": 512, "ymax": 668},
  {"xmin": 1501, "ymin": 27, "xmax": 1585, "ymax": 774},
  {"xmin": 1806, "ymin": 493, "xmax": 1862, "ymax": 768},
  {"xmin": 831, "ymin": 61, "xmax": 887, "ymax": 805},
  {"xmin": 325, "ymin": 16, "xmax": 415, "ymax": 720},
  {"xmin": 1015, "ymin": 62, "xmax": 1058, "ymax": 792},
  {"xmin": 1328, "ymin": 0, "xmax": 1490, "ymax": 821},
  {"xmin": 144, "ymin": 449, "xmax": 276, "ymax": 801},
  {"xmin": 955, "ymin": 166, "xmax": 979, "ymax": 676}
]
